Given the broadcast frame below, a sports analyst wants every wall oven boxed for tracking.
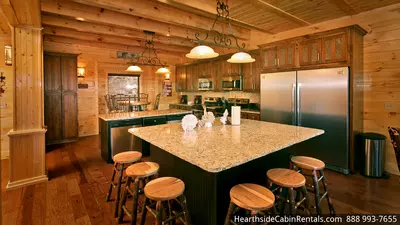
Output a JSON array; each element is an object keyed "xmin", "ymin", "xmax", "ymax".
[
  {"xmin": 222, "ymin": 76, "xmax": 242, "ymax": 91},
  {"xmin": 198, "ymin": 78, "xmax": 213, "ymax": 91}
]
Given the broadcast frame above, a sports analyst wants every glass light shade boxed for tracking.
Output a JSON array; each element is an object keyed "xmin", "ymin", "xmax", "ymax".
[
  {"xmin": 126, "ymin": 65, "xmax": 143, "ymax": 73},
  {"xmin": 186, "ymin": 45, "xmax": 219, "ymax": 59},
  {"xmin": 77, "ymin": 67, "xmax": 85, "ymax": 78},
  {"xmin": 227, "ymin": 52, "xmax": 255, "ymax": 63},
  {"xmin": 156, "ymin": 67, "xmax": 170, "ymax": 74}
]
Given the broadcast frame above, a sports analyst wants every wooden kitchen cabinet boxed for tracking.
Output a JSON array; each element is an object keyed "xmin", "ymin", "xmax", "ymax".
[
  {"xmin": 261, "ymin": 46, "xmax": 277, "ymax": 70},
  {"xmin": 321, "ymin": 33, "xmax": 347, "ymax": 63},
  {"xmin": 277, "ymin": 44, "xmax": 296, "ymax": 68},
  {"xmin": 212, "ymin": 60, "xmax": 223, "ymax": 91},
  {"xmin": 243, "ymin": 53, "xmax": 261, "ymax": 92},
  {"xmin": 299, "ymin": 39, "xmax": 322, "ymax": 66},
  {"xmin": 241, "ymin": 112, "xmax": 260, "ymax": 120},
  {"xmin": 175, "ymin": 65, "xmax": 186, "ymax": 92},
  {"xmin": 186, "ymin": 64, "xmax": 198, "ymax": 91}
]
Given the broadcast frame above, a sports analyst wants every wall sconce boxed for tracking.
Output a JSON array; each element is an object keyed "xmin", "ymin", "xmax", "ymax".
[
  {"xmin": 77, "ymin": 67, "xmax": 88, "ymax": 89},
  {"xmin": 165, "ymin": 73, "xmax": 170, "ymax": 80},
  {"xmin": 4, "ymin": 45, "xmax": 12, "ymax": 66},
  {"xmin": 77, "ymin": 67, "xmax": 85, "ymax": 78}
]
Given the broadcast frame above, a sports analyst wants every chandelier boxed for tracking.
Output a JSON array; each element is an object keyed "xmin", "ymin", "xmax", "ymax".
[
  {"xmin": 126, "ymin": 31, "xmax": 170, "ymax": 74},
  {"xmin": 186, "ymin": 0, "xmax": 255, "ymax": 63}
]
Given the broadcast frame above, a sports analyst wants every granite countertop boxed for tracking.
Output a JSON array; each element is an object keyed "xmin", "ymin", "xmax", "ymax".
[
  {"xmin": 99, "ymin": 109, "xmax": 191, "ymax": 121},
  {"xmin": 129, "ymin": 120, "xmax": 324, "ymax": 173},
  {"xmin": 241, "ymin": 109, "xmax": 260, "ymax": 114}
]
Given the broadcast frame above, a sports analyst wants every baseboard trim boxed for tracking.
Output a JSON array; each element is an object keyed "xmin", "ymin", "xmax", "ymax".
[{"xmin": 6, "ymin": 175, "xmax": 48, "ymax": 190}]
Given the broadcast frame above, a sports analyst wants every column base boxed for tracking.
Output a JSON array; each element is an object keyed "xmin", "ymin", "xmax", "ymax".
[
  {"xmin": 6, "ymin": 175, "xmax": 48, "ymax": 190},
  {"xmin": 7, "ymin": 128, "xmax": 48, "ymax": 190}
]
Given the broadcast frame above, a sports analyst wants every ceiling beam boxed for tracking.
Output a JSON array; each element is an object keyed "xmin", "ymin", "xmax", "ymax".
[
  {"xmin": 41, "ymin": 0, "xmax": 251, "ymax": 45},
  {"xmin": 41, "ymin": 14, "xmax": 193, "ymax": 48},
  {"xmin": 327, "ymin": 0, "xmax": 358, "ymax": 15},
  {"xmin": 157, "ymin": 0, "xmax": 273, "ymax": 34},
  {"xmin": 43, "ymin": 26, "xmax": 191, "ymax": 53},
  {"xmin": 70, "ymin": 0, "xmax": 254, "ymax": 40},
  {"xmin": 247, "ymin": 0, "xmax": 311, "ymax": 26},
  {"xmin": 0, "ymin": 0, "xmax": 41, "ymax": 27},
  {"xmin": 43, "ymin": 35, "xmax": 185, "ymax": 59}
]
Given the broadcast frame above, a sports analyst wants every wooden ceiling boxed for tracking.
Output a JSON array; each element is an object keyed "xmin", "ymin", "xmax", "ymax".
[{"xmin": 39, "ymin": 0, "xmax": 400, "ymax": 55}]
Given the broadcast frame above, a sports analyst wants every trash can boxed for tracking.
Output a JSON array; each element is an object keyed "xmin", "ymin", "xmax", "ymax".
[{"xmin": 359, "ymin": 133, "xmax": 386, "ymax": 177}]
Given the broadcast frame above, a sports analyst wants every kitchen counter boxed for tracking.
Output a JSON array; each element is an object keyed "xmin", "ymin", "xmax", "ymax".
[
  {"xmin": 129, "ymin": 119, "xmax": 323, "ymax": 173},
  {"xmin": 129, "ymin": 120, "xmax": 323, "ymax": 225},
  {"xmin": 241, "ymin": 109, "xmax": 260, "ymax": 114},
  {"xmin": 98, "ymin": 109, "xmax": 191, "ymax": 121}
]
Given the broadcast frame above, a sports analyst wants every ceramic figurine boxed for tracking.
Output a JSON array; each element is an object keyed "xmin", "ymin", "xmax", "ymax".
[{"xmin": 181, "ymin": 114, "xmax": 198, "ymax": 131}]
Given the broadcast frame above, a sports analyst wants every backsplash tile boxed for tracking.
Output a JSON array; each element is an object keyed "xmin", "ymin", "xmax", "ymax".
[{"xmin": 180, "ymin": 91, "xmax": 260, "ymax": 104}]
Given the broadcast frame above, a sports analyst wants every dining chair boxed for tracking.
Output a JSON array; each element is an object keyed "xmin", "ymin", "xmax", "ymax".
[
  {"xmin": 104, "ymin": 94, "xmax": 116, "ymax": 113},
  {"xmin": 388, "ymin": 126, "xmax": 400, "ymax": 172},
  {"xmin": 154, "ymin": 93, "xmax": 161, "ymax": 110},
  {"xmin": 139, "ymin": 93, "xmax": 148, "ymax": 102},
  {"xmin": 113, "ymin": 94, "xmax": 130, "ymax": 112}
]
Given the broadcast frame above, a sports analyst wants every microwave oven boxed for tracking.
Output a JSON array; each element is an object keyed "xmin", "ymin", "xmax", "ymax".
[
  {"xmin": 198, "ymin": 78, "xmax": 213, "ymax": 91},
  {"xmin": 222, "ymin": 76, "xmax": 242, "ymax": 91}
]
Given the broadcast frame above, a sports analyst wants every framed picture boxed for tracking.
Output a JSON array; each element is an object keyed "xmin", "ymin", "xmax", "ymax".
[
  {"xmin": 5, "ymin": 45, "xmax": 11, "ymax": 66},
  {"xmin": 162, "ymin": 80, "xmax": 172, "ymax": 97}
]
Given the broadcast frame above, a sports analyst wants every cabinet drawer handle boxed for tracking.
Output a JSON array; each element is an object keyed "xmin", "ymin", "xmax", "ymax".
[
  {"xmin": 277, "ymin": 58, "xmax": 280, "ymax": 66},
  {"xmin": 154, "ymin": 120, "xmax": 156, "ymax": 122}
]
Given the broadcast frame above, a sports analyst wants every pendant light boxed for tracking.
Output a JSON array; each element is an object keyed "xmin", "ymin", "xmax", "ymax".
[
  {"xmin": 126, "ymin": 31, "xmax": 169, "ymax": 72},
  {"xmin": 186, "ymin": 0, "xmax": 255, "ymax": 63},
  {"xmin": 126, "ymin": 65, "xmax": 143, "ymax": 73},
  {"xmin": 227, "ymin": 52, "xmax": 255, "ymax": 63},
  {"xmin": 186, "ymin": 45, "xmax": 219, "ymax": 59},
  {"xmin": 156, "ymin": 67, "xmax": 170, "ymax": 74}
]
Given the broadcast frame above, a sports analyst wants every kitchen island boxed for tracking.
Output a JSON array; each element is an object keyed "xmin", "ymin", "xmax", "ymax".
[
  {"xmin": 99, "ymin": 109, "xmax": 191, "ymax": 163},
  {"xmin": 129, "ymin": 119, "xmax": 324, "ymax": 225}
]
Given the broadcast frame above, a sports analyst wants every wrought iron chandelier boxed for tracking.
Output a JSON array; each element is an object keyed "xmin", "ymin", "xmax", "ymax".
[
  {"xmin": 126, "ymin": 31, "xmax": 170, "ymax": 74},
  {"xmin": 186, "ymin": 0, "xmax": 255, "ymax": 63}
]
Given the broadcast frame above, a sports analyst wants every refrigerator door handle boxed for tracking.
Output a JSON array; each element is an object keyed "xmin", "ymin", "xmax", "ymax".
[
  {"xmin": 292, "ymin": 83, "xmax": 296, "ymax": 125},
  {"xmin": 297, "ymin": 83, "xmax": 302, "ymax": 126}
]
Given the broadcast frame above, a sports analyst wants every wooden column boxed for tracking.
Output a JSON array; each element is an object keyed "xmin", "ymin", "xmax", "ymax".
[{"xmin": 6, "ymin": 26, "xmax": 48, "ymax": 190}]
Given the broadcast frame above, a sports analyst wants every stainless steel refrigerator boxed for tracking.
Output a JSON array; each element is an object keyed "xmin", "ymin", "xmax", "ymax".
[{"xmin": 261, "ymin": 67, "xmax": 350, "ymax": 174}]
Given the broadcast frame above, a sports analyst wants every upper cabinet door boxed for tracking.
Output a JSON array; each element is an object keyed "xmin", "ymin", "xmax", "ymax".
[
  {"xmin": 261, "ymin": 47, "xmax": 277, "ymax": 69},
  {"xmin": 299, "ymin": 39, "xmax": 322, "ymax": 66},
  {"xmin": 322, "ymin": 33, "xmax": 347, "ymax": 63},
  {"xmin": 186, "ymin": 64, "xmax": 197, "ymax": 91},
  {"xmin": 175, "ymin": 66, "xmax": 186, "ymax": 92},
  {"xmin": 276, "ymin": 44, "xmax": 296, "ymax": 69}
]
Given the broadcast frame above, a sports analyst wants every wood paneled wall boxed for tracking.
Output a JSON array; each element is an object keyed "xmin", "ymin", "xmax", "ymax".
[
  {"xmin": 0, "ymin": 34, "xmax": 12, "ymax": 160},
  {"xmin": 257, "ymin": 3, "xmax": 400, "ymax": 175},
  {"xmin": 43, "ymin": 41, "xmax": 181, "ymax": 137}
]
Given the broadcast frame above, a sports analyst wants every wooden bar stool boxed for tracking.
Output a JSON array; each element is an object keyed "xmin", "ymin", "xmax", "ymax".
[
  {"xmin": 266, "ymin": 168, "xmax": 310, "ymax": 215},
  {"xmin": 140, "ymin": 177, "xmax": 191, "ymax": 225},
  {"xmin": 118, "ymin": 162, "xmax": 160, "ymax": 225},
  {"xmin": 106, "ymin": 151, "xmax": 142, "ymax": 218},
  {"xmin": 224, "ymin": 183, "xmax": 277, "ymax": 225},
  {"xmin": 290, "ymin": 156, "xmax": 335, "ymax": 215}
]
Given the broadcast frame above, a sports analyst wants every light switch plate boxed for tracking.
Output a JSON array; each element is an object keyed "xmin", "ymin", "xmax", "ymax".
[
  {"xmin": 0, "ymin": 102, "xmax": 6, "ymax": 108},
  {"xmin": 384, "ymin": 102, "xmax": 394, "ymax": 110}
]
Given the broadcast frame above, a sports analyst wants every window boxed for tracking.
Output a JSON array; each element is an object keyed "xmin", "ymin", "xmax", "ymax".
[{"xmin": 108, "ymin": 74, "xmax": 140, "ymax": 96}]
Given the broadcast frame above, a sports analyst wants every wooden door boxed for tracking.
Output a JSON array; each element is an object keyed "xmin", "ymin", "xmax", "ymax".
[
  {"xmin": 44, "ymin": 54, "xmax": 63, "ymax": 143},
  {"xmin": 61, "ymin": 56, "xmax": 78, "ymax": 140},
  {"xmin": 176, "ymin": 66, "xmax": 186, "ymax": 92},
  {"xmin": 299, "ymin": 39, "xmax": 322, "ymax": 66},
  {"xmin": 261, "ymin": 47, "xmax": 277, "ymax": 69},
  {"xmin": 44, "ymin": 53, "xmax": 78, "ymax": 145},
  {"xmin": 276, "ymin": 44, "xmax": 296, "ymax": 69},
  {"xmin": 322, "ymin": 33, "xmax": 347, "ymax": 64},
  {"xmin": 62, "ymin": 92, "xmax": 78, "ymax": 139}
]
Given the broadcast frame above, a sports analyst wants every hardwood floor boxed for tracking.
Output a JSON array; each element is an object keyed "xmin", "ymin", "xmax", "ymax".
[{"xmin": 2, "ymin": 135, "xmax": 400, "ymax": 225}]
